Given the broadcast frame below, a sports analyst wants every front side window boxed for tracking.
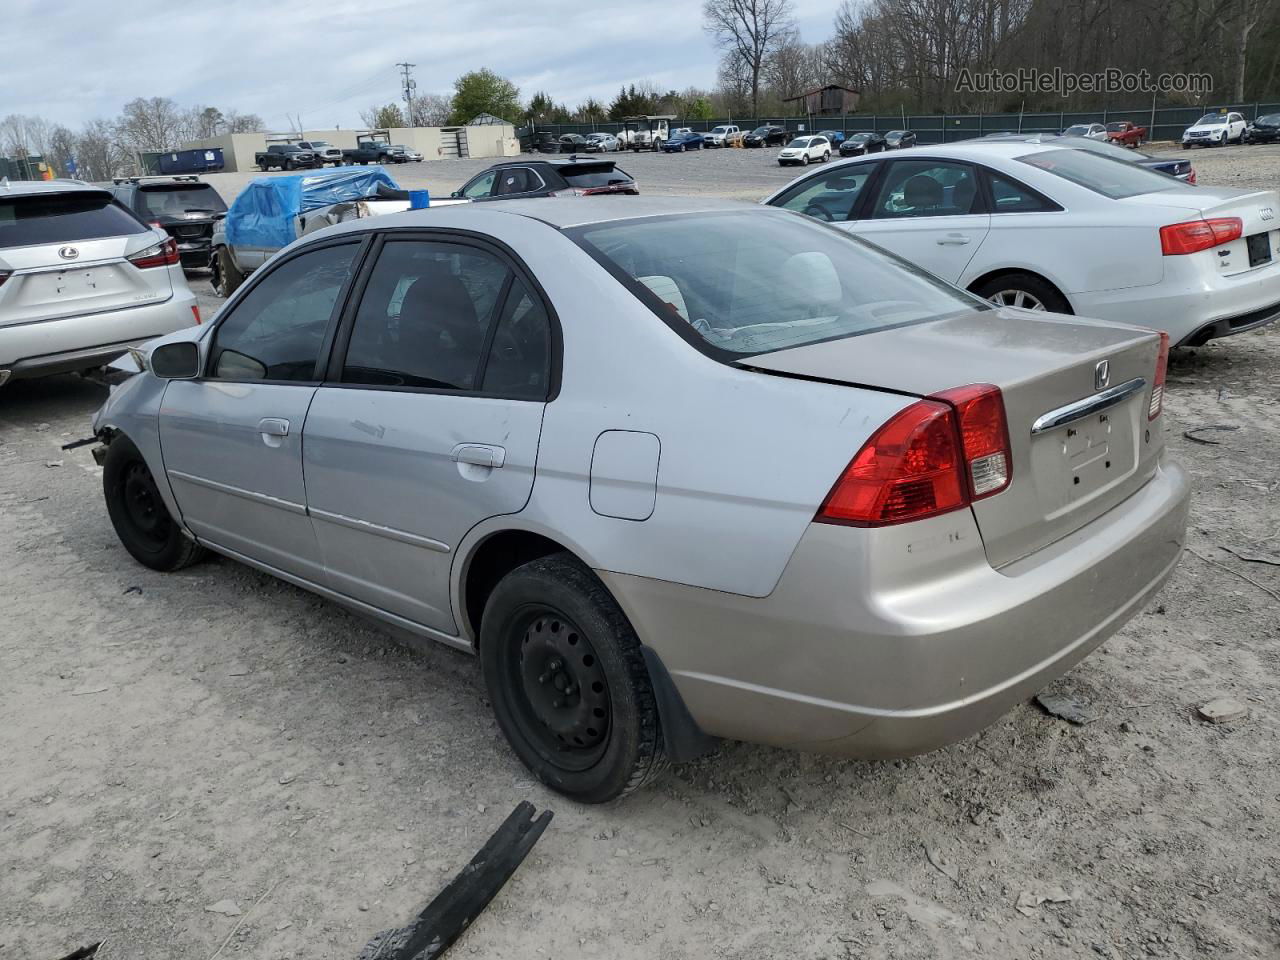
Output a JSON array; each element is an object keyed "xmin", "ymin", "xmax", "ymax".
[
  {"xmin": 871, "ymin": 160, "xmax": 979, "ymax": 218},
  {"xmin": 341, "ymin": 240, "xmax": 511, "ymax": 390},
  {"xmin": 571, "ymin": 211, "xmax": 983, "ymax": 357},
  {"xmin": 461, "ymin": 171, "xmax": 497, "ymax": 199},
  {"xmin": 770, "ymin": 164, "xmax": 877, "ymax": 222},
  {"xmin": 210, "ymin": 243, "xmax": 358, "ymax": 381}
]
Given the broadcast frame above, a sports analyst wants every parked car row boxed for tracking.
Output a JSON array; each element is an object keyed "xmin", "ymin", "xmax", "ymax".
[
  {"xmin": 255, "ymin": 140, "xmax": 423, "ymax": 170},
  {"xmin": 529, "ymin": 125, "xmax": 919, "ymax": 155}
]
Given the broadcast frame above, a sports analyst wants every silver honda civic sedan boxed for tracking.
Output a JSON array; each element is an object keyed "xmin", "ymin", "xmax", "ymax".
[{"xmin": 91, "ymin": 196, "xmax": 1190, "ymax": 802}]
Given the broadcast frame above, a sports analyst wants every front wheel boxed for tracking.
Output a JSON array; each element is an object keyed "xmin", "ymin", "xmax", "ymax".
[
  {"xmin": 800, "ymin": 154, "xmax": 809, "ymax": 165},
  {"xmin": 103, "ymin": 436, "xmax": 205, "ymax": 572},
  {"xmin": 480, "ymin": 553, "xmax": 668, "ymax": 803}
]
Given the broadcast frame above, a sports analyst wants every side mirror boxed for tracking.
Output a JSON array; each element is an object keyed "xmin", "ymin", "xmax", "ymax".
[
  {"xmin": 149, "ymin": 341, "xmax": 201, "ymax": 379},
  {"xmin": 451, "ymin": 190, "xmax": 462, "ymax": 199}
]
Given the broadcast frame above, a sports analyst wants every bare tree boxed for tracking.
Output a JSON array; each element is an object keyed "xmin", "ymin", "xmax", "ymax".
[
  {"xmin": 703, "ymin": 0, "xmax": 797, "ymax": 115},
  {"xmin": 75, "ymin": 119, "xmax": 128, "ymax": 181},
  {"xmin": 45, "ymin": 125, "xmax": 77, "ymax": 177},
  {"xmin": 766, "ymin": 31, "xmax": 824, "ymax": 105},
  {"xmin": 117, "ymin": 97, "xmax": 184, "ymax": 151},
  {"xmin": 408, "ymin": 93, "xmax": 451, "ymax": 126},
  {"xmin": 1, "ymin": 114, "xmax": 51, "ymax": 158},
  {"xmin": 222, "ymin": 111, "xmax": 265, "ymax": 134}
]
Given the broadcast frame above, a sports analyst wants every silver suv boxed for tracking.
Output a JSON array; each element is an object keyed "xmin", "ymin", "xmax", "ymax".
[{"xmin": 0, "ymin": 180, "xmax": 200, "ymax": 385}]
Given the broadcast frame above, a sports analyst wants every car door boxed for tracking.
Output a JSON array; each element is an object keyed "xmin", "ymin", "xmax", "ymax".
[
  {"xmin": 159, "ymin": 238, "xmax": 364, "ymax": 582},
  {"xmin": 1229, "ymin": 113, "xmax": 1246, "ymax": 139},
  {"xmin": 843, "ymin": 157, "xmax": 990, "ymax": 283},
  {"xmin": 302, "ymin": 234, "xmax": 553, "ymax": 633}
]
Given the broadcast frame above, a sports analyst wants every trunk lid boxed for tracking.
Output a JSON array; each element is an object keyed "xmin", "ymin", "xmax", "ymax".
[
  {"xmin": 1123, "ymin": 187, "xmax": 1280, "ymax": 277},
  {"xmin": 742, "ymin": 308, "xmax": 1164, "ymax": 567}
]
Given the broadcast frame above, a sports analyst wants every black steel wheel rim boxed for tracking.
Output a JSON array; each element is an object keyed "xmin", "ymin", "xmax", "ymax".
[
  {"xmin": 122, "ymin": 460, "xmax": 171, "ymax": 548},
  {"xmin": 509, "ymin": 606, "xmax": 611, "ymax": 771}
]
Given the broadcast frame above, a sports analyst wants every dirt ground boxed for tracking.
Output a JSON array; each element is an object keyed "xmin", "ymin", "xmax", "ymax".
[{"xmin": 2, "ymin": 146, "xmax": 1279, "ymax": 960}]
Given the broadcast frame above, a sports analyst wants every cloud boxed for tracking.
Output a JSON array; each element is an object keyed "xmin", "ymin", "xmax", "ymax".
[{"xmin": 8, "ymin": 0, "xmax": 841, "ymax": 131}]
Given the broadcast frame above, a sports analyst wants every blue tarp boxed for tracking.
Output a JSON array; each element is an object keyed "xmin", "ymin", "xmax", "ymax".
[{"xmin": 224, "ymin": 166, "xmax": 400, "ymax": 248}]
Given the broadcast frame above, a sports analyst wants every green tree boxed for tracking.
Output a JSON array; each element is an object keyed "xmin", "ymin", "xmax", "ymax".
[
  {"xmin": 448, "ymin": 69, "xmax": 521, "ymax": 125},
  {"xmin": 526, "ymin": 91, "xmax": 556, "ymax": 122},
  {"xmin": 685, "ymin": 96, "xmax": 714, "ymax": 120},
  {"xmin": 360, "ymin": 103, "xmax": 406, "ymax": 129}
]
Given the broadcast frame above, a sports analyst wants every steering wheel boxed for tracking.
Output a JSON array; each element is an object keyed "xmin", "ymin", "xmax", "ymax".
[{"xmin": 804, "ymin": 203, "xmax": 835, "ymax": 222}]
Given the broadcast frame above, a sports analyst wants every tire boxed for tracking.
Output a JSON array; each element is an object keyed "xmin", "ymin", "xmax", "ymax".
[
  {"xmin": 213, "ymin": 246, "xmax": 245, "ymax": 298},
  {"xmin": 1182, "ymin": 142, "xmax": 1191, "ymax": 150},
  {"xmin": 480, "ymin": 553, "xmax": 668, "ymax": 803},
  {"xmin": 800, "ymin": 154, "xmax": 809, "ymax": 165},
  {"xmin": 973, "ymin": 272, "xmax": 1071, "ymax": 313},
  {"xmin": 103, "ymin": 436, "xmax": 205, "ymax": 572},
  {"xmin": 822, "ymin": 151, "xmax": 830, "ymax": 162}
]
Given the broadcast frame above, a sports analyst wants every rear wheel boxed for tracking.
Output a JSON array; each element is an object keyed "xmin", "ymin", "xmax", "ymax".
[
  {"xmin": 822, "ymin": 150, "xmax": 830, "ymax": 162},
  {"xmin": 480, "ymin": 553, "xmax": 667, "ymax": 803},
  {"xmin": 973, "ymin": 272, "xmax": 1071, "ymax": 313},
  {"xmin": 103, "ymin": 437, "xmax": 205, "ymax": 572}
]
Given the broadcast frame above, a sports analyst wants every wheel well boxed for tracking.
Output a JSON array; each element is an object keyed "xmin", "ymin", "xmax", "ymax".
[
  {"xmin": 463, "ymin": 530, "xmax": 571, "ymax": 642},
  {"xmin": 966, "ymin": 268, "xmax": 1073, "ymax": 314}
]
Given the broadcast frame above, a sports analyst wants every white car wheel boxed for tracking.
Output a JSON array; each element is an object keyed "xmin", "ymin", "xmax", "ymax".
[
  {"xmin": 800, "ymin": 154, "xmax": 809, "ymax": 165},
  {"xmin": 987, "ymin": 288, "xmax": 1045, "ymax": 311}
]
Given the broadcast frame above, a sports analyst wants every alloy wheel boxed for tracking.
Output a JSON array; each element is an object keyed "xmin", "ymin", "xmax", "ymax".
[{"xmin": 988, "ymin": 288, "xmax": 1045, "ymax": 311}]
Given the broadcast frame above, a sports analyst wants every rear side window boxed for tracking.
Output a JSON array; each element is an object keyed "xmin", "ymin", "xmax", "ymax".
[
  {"xmin": 0, "ymin": 192, "xmax": 147, "ymax": 248},
  {"xmin": 1016, "ymin": 149, "xmax": 1192, "ymax": 199},
  {"xmin": 985, "ymin": 171, "xmax": 1059, "ymax": 213},
  {"xmin": 137, "ymin": 186, "xmax": 227, "ymax": 218},
  {"xmin": 562, "ymin": 166, "xmax": 632, "ymax": 188}
]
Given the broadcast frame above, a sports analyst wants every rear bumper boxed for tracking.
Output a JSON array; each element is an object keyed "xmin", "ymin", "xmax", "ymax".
[
  {"xmin": 601, "ymin": 459, "xmax": 1189, "ymax": 758},
  {"xmin": 0, "ymin": 292, "xmax": 197, "ymax": 378},
  {"xmin": 1070, "ymin": 256, "xmax": 1280, "ymax": 345}
]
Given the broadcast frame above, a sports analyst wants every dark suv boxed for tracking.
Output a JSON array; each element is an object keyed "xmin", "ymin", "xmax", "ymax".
[
  {"xmin": 743, "ymin": 125, "xmax": 789, "ymax": 147},
  {"xmin": 451, "ymin": 158, "xmax": 639, "ymax": 201},
  {"xmin": 106, "ymin": 176, "xmax": 227, "ymax": 269}
]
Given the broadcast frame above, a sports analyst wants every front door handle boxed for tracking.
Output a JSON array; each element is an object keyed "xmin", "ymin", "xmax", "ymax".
[
  {"xmin": 937, "ymin": 234, "xmax": 971, "ymax": 245},
  {"xmin": 451, "ymin": 443, "xmax": 506, "ymax": 468},
  {"xmin": 258, "ymin": 418, "xmax": 290, "ymax": 446}
]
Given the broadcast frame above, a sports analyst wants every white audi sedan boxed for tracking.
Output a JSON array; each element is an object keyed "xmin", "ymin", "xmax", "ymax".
[{"xmin": 765, "ymin": 141, "xmax": 1280, "ymax": 346}]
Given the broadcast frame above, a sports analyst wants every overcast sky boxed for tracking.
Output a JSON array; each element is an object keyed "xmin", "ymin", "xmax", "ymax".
[{"xmin": 8, "ymin": 0, "xmax": 842, "ymax": 132}]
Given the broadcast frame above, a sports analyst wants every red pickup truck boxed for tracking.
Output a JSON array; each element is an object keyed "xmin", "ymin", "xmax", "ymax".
[{"xmin": 1105, "ymin": 121, "xmax": 1147, "ymax": 147}]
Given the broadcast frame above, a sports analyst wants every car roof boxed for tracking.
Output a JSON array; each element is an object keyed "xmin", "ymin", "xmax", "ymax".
[{"xmin": 0, "ymin": 178, "xmax": 109, "ymax": 198}]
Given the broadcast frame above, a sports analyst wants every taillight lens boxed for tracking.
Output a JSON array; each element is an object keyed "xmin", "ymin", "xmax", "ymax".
[
  {"xmin": 191, "ymin": 304, "xmax": 202, "ymax": 325},
  {"xmin": 933, "ymin": 383, "xmax": 1012, "ymax": 499},
  {"xmin": 127, "ymin": 236, "xmax": 179, "ymax": 269},
  {"xmin": 1149, "ymin": 331, "xmax": 1169, "ymax": 420},
  {"xmin": 1187, "ymin": 168, "xmax": 1197, "ymax": 185},
  {"xmin": 817, "ymin": 400, "xmax": 966, "ymax": 526},
  {"xmin": 817, "ymin": 383, "xmax": 1012, "ymax": 527},
  {"xmin": 1159, "ymin": 216, "xmax": 1241, "ymax": 255},
  {"xmin": 0, "ymin": 270, "xmax": 10, "ymax": 288}
]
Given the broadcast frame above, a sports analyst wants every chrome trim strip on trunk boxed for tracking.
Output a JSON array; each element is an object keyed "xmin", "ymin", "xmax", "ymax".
[
  {"xmin": 308, "ymin": 506, "xmax": 451, "ymax": 553},
  {"xmin": 1029, "ymin": 377, "xmax": 1147, "ymax": 435},
  {"xmin": 167, "ymin": 469, "xmax": 308, "ymax": 515}
]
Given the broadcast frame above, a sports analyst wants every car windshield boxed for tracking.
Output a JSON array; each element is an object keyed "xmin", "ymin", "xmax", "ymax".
[
  {"xmin": 848, "ymin": 133, "xmax": 872, "ymax": 142},
  {"xmin": 1017, "ymin": 148, "xmax": 1192, "ymax": 199},
  {"xmin": 569, "ymin": 211, "xmax": 983, "ymax": 357},
  {"xmin": 751, "ymin": 127, "xmax": 770, "ymax": 135},
  {"xmin": 1063, "ymin": 125, "xmax": 1090, "ymax": 136},
  {"xmin": 310, "ymin": 141, "xmax": 332, "ymax": 148},
  {"xmin": 1105, "ymin": 123, "xmax": 1127, "ymax": 131},
  {"xmin": 786, "ymin": 138, "xmax": 813, "ymax": 148},
  {"xmin": 1259, "ymin": 114, "xmax": 1280, "ymax": 124},
  {"xmin": 0, "ymin": 191, "xmax": 147, "ymax": 248},
  {"xmin": 138, "ymin": 185, "xmax": 227, "ymax": 216},
  {"xmin": 1197, "ymin": 114, "xmax": 1226, "ymax": 124}
]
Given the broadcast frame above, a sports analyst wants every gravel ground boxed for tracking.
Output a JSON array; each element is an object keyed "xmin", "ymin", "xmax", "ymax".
[{"xmin": 2, "ymin": 145, "xmax": 1279, "ymax": 960}]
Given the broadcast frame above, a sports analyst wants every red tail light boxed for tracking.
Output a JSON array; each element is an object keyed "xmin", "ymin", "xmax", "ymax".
[
  {"xmin": 1187, "ymin": 168, "xmax": 1197, "ymax": 185},
  {"xmin": 1149, "ymin": 331, "xmax": 1169, "ymax": 420},
  {"xmin": 0, "ymin": 270, "xmax": 10, "ymax": 288},
  {"xmin": 191, "ymin": 304, "xmax": 202, "ymax": 325},
  {"xmin": 817, "ymin": 384, "xmax": 1010, "ymax": 527},
  {"xmin": 127, "ymin": 236, "xmax": 179, "ymax": 269},
  {"xmin": 1159, "ymin": 217, "xmax": 1241, "ymax": 255},
  {"xmin": 933, "ymin": 383, "xmax": 1012, "ymax": 499}
]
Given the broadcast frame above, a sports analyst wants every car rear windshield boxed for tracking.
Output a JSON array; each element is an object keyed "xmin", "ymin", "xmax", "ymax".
[
  {"xmin": 138, "ymin": 185, "xmax": 227, "ymax": 217},
  {"xmin": 562, "ymin": 165, "xmax": 632, "ymax": 188},
  {"xmin": 0, "ymin": 191, "xmax": 147, "ymax": 249},
  {"xmin": 569, "ymin": 211, "xmax": 984, "ymax": 357},
  {"xmin": 1015, "ymin": 148, "xmax": 1191, "ymax": 199},
  {"xmin": 1258, "ymin": 114, "xmax": 1280, "ymax": 125}
]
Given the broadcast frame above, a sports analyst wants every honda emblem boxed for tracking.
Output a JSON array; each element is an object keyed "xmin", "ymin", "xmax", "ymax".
[
  {"xmin": 1094, "ymin": 359, "xmax": 1111, "ymax": 391},
  {"xmin": 58, "ymin": 246, "xmax": 79, "ymax": 260},
  {"xmin": 1261, "ymin": 207, "xmax": 1275, "ymax": 221}
]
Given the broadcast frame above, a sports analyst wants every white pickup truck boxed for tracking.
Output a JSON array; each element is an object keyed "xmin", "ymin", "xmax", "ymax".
[
  {"xmin": 704, "ymin": 124, "xmax": 740, "ymax": 148},
  {"xmin": 295, "ymin": 140, "xmax": 344, "ymax": 166}
]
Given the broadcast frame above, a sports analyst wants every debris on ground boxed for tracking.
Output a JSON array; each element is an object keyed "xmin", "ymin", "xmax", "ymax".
[
  {"xmin": 923, "ymin": 843, "xmax": 960, "ymax": 884},
  {"xmin": 1197, "ymin": 698, "xmax": 1249, "ymax": 724},
  {"xmin": 1035, "ymin": 678, "xmax": 1099, "ymax": 725},
  {"xmin": 205, "ymin": 899, "xmax": 241, "ymax": 916},
  {"xmin": 1183, "ymin": 424, "xmax": 1239, "ymax": 444},
  {"xmin": 1221, "ymin": 546, "xmax": 1280, "ymax": 567},
  {"xmin": 1015, "ymin": 887, "xmax": 1072, "ymax": 916},
  {"xmin": 53, "ymin": 944, "xmax": 102, "ymax": 960},
  {"xmin": 356, "ymin": 801, "xmax": 552, "ymax": 959}
]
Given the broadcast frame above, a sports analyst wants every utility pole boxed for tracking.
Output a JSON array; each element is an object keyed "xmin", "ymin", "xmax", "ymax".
[{"xmin": 397, "ymin": 62, "xmax": 417, "ymax": 126}]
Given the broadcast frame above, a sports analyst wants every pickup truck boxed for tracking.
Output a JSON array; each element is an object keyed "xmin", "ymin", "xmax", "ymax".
[
  {"xmin": 254, "ymin": 144, "xmax": 319, "ymax": 171},
  {"xmin": 295, "ymin": 140, "xmax": 344, "ymax": 166},
  {"xmin": 1105, "ymin": 121, "xmax": 1147, "ymax": 147},
  {"xmin": 703, "ymin": 124, "xmax": 740, "ymax": 148},
  {"xmin": 342, "ymin": 142, "xmax": 393, "ymax": 165}
]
